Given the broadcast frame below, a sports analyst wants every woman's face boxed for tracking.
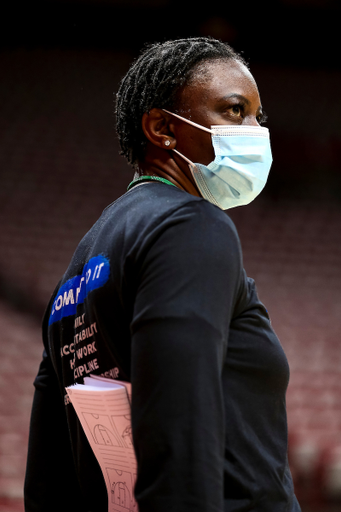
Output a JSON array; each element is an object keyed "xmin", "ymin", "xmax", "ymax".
[{"xmin": 171, "ymin": 58, "xmax": 265, "ymax": 166}]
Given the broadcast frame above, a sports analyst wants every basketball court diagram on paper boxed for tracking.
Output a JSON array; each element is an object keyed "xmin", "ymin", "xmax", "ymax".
[
  {"xmin": 82, "ymin": 412, "xmax": 133, "ymax": 449},
  {"xmin": 106, "ymin": 468, "xmax": 138, "ymax": 512},
  {"xmin": 66, "ymin": 379, "xmax": 137, "ymax": 512}
]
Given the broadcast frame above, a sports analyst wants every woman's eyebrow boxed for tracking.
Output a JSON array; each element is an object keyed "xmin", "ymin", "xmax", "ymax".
[
  {"xmin": 222, "ymin": 93, "xmax": 264, "ymax": 114},
  {"xmin": 221, "ymin": 93, "xmax": 251, "ymax": 105}
]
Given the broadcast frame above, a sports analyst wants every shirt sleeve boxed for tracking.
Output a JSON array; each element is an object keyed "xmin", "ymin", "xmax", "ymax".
[
  {"xmin": 24, "ymin": 298, "xmax": 87, "ymax": 512},
  {"xmin": 129, "ymin": 201, "xmax": 243, "ymax": 512}
]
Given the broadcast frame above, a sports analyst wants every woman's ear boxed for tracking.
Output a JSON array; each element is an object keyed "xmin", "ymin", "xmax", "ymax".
[{"xmin": 141, "ymin": 108, "xmax": 177, "ymax": 150}]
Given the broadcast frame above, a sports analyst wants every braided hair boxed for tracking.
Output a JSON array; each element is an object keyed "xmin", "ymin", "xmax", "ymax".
[{"xmin": 115, "ymin": 37, "xmax": 246, "ymax": 168}]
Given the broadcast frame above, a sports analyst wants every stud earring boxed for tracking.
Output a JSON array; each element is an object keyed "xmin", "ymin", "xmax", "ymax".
[{"xmin": 164, "ymin": 140, "xmax": 171, "ymax": 147}]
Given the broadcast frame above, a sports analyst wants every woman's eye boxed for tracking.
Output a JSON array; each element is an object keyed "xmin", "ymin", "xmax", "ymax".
[{"xmin": 230, "ymin": 105, "xmax": 242, "ymax": 117}]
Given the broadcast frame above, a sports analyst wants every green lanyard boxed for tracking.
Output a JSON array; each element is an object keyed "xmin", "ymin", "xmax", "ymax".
[{"xmin": 127, "ymin": 175, "xmax": 177, "ymax": 191}]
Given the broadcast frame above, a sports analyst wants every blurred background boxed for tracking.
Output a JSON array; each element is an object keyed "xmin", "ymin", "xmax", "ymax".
[{"xmin": 0, "ymin": 0, "xmax": 340, "ymax": 510}]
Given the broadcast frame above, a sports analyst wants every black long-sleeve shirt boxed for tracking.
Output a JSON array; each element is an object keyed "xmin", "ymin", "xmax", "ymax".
[{"xmin": 24, "ymin": 181, "xmax": 301, "ymax": 512}]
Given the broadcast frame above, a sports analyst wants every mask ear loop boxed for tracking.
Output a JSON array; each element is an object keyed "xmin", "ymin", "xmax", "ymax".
[
  {"xmin": 171, "ymin": 148, "xmax": 200, "ymax": 184},
  {"xmin": 172, "ymin": 149, "xmax": 220, "ymax": 207},
  {"xmin": 162, "ymin": 110, "xmax": 221, "ymax": 207},
  {"xmin": 162, "ymin": 109, "xmax": 213, "ymax": 134},
  {"xmin": 161, "ymin": 108, "xmax": 214, "ymax": 169},
  {"xmin": 161, "ymin": 108, "xmax": 213, "ymax": 172},
  {"xmin": 172, "ymin": 148, "xmax": 194, "ymax": 166}
]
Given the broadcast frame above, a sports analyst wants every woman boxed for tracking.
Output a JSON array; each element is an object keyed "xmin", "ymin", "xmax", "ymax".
[{"xmin": 24, "ymin": 37, "xmax": 301, "ymax": 512}]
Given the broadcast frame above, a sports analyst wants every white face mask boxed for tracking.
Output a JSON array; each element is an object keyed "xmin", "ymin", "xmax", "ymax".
[{"xmin": 163, "ymin": 110, "xmax": 273, "ymax": 210}]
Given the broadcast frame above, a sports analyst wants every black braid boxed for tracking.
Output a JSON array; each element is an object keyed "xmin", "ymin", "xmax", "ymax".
[{"xmin": 115, "ymin": 37, "xmax": 246, "ymax": 168}]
